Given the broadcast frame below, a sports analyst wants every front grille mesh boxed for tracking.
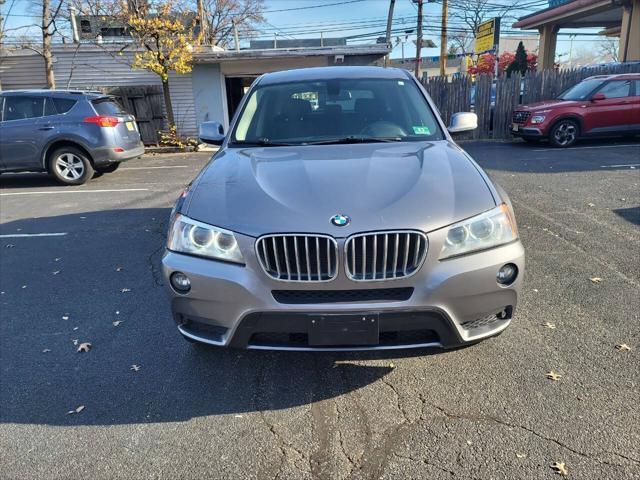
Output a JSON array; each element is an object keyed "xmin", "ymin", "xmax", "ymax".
[
  {"xmin": 256, "ymin": 234, "xmax": 338, "ymax": 282},
  {"xmin": 345, "ymin": 231, "xmax": 428, "ymax": 281},
  {"xmin": 512, "ymin": 111, "xmax": 531, "ymax": 124}
]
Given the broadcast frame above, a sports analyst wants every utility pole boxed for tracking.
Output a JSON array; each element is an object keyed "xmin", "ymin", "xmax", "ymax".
[
  {"xmin": 439, "ymin": 0, "xmax": 448, "ymax": 77},
  {"xmin": 232, "ymin": 18, "xmax": 240, "ymax": 52},
  {"xmin": 384, "ymin": 0, "xmax": 396, "ymax": 67},
  {"xmin": 414, "ymin": 0, "xmax": 423, "ymax": 79},
  {"xmin": 197, "ymin": 0, "xmax": 207, "ymax": 45}
]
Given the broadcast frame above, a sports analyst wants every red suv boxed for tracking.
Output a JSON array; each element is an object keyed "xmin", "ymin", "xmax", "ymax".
[{"xmin": 511, "ymin": 73, "xmax": 640, "ymax": 147}]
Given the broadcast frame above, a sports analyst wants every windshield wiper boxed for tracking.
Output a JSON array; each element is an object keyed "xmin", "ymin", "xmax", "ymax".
[
  {"xmin": 231, "ymin": 138, "xmax": 298, "ymax": 147},
  {"xmin": 304, "ymin": 136, "xmax": 402, "ymax": 145}
]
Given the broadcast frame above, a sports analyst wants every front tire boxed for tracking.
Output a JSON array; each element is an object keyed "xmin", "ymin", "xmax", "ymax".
[
  {"xmin": 48, "ymin": 147, "xmax": 94, "ymax": 185},
  {"xmin": 549, "ymin": 119, "xmax": 579, "ymax": 148}
]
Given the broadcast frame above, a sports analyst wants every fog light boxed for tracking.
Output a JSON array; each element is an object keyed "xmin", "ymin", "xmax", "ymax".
[
  {"xmin": 170, "ymin": 272, "xmax": 191, "ymax": 293},
  {"xmin": 497, "ymin": 263, "xmax": 518, "ymax": 285}
]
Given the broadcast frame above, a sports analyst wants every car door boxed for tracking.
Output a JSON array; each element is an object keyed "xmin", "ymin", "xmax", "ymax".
[
  {"xmin": 581, "ymin": 80, "xmax": 634, "ymax": 135},
  {"xmin": 630, "ymin": 80, "xmax": 640, "ymax": 133},
  {"xmin": 0, "ymin": 95, "xmax": 46, "ymax": 171}
]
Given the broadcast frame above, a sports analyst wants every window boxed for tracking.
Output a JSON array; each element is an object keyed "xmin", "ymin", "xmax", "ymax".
[
  {"xmin": 2, "ymin": 96, "xmax": 45, "ymax": 121},
  {"xmin": 44, "ymin": 98, "xmax": 57, "ymax": 116},
  {"xmin": 597, "ymin": 80, "xmax": 631, "ymax": 99},
  {"xmin": 231, "ymin": 77, "xmax": 443, "ymax": 144},
  {"xmin": 558, "ymin": 79, "xmax": 604, "ymax": 101},
  {"xmin": 53, "ymin": 98, "xmax": 78, "ymax": 114},
  {"xmin": 80, "ymin": 19, "xmax": 92, "ymax": 33},
  {"xmin": 91, "ymin": 97, "xmax": 126, "ymax": 115},
  {"xmin": 635, "ymin": 80, "xmax": 640, "ymax": 96}
]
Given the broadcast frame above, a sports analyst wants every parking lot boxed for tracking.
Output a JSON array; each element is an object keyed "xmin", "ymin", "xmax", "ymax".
[{"xmin": 1, "ymin": 140, "xmax": 638, "ymax": 479}]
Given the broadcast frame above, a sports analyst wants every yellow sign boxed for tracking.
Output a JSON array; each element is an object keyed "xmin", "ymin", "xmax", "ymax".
[{"xmin": 475, "ymin": 18, "xmax": 499, "ymax": 54}]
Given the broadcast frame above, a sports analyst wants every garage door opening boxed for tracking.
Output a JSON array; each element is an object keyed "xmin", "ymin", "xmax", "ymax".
[{"xmin": 225, "ymin": 77, "xmax": 256, "ymax": 120}]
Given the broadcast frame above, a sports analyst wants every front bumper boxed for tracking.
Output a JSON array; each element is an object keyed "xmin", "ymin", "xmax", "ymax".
[
  {"xmin": 511, "ymin": 126, "xmax": 544, "ymax": 138},
  {"xmin": 162, "ymin": 229, "xmax": 525, "ymax": 351}
]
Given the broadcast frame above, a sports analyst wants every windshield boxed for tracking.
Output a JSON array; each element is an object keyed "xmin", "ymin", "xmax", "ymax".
[
  {"xmin": 557, "ymin": 79, "xmax": 604, "ymax": 101},
  {"xmin": 230, "ymin": 77, "xmax": 444, "ymax": 145}
]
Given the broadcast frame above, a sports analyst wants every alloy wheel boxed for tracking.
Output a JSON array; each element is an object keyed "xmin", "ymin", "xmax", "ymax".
[
  {"xmin": 553, "ymin": 122, "xmax": 577, "ymax": 146},
  {"xmin": 54, "ymin": 153, "xmax": 85, "ymax": 180}
]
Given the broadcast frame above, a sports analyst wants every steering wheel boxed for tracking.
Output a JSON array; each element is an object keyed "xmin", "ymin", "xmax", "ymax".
[{"xmin": 360, "ymin": 121, "xmax": 407, "ymax": 138}]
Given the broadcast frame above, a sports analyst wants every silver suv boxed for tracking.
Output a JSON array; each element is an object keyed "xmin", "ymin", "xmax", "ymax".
[
  {"xmin": 0, "ymin": 90, "xmax": 144, "ymax": 185},
  {"xmin": 162, "ymin": 67, "xmax": 525, "ymax": 351}
]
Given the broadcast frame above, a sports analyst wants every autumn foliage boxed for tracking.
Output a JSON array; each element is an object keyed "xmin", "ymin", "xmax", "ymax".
[{"xmin": 467, "ymin": 50, "xmax": 537, "ymax": 77}]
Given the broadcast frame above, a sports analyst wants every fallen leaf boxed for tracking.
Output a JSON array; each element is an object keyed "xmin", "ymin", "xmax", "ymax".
[
  {"xmin": 42, "ymin": 348, "xmax": 51, "ymax": 353},
  {"xmin": 533, "ymin": 288, "xmax": 539, "ymax": 292},
  {"xmin": 67, "ymin": 405, "xmax": 85, "ymax": 415},
  {"xmin": 389, "ymin": 362, "xmax": 396, "ymax": 369},
  {"xmin": 546, "ymin": 370, "xmax": 562, "ymax": 381},
  {"xmin": 516, "ymin": 453, "xmax": 526, "ymax": 459},
  {"xmin": 121, "ymin": 288, "xmax": 131, "ymax": 293},
  {"xmin": 113, "ymin": 320, "xmax": 123, "ymax": 326},
  {"xmin": 615, "ymin": 343, "xmax": 631, "ymax": 352},
  {"xmin": 73, "ymin": 326, "xmax": 79, "ymax": 331},
  {"xmin": 551, "ymin": 462, "xmax": 568, "ymax": 476},
  {"xmin": 72, "ymin": 339, "xmax": 79, "ymax": 345},
  {"xmin": 542, "ymin": 322, "xmax": 556, "ymax": 329},
  {"xmin": 77, "ymin": 342, "xmax": 92, "ymax": 353},
  {"xmin": 21, "ymin": 285, "xmax": 27, "ymax": 289},
  {"xmin": 130, "ymin": 364, "xmax": 141, "ymax": 372},
  {"xmin": 234, "ymin": 414, "xmax": 243, "ymax": 418},
  {"xmin": 589, "ymin": 277, "xmax": 603, "ymax": 284},
  {"xmin": 587, "ymin": 202, "xmax": 595, "ymax": 207},
  {"xmin": 62, "ymin": 314, "xmax": 69, "ymax": 320}
]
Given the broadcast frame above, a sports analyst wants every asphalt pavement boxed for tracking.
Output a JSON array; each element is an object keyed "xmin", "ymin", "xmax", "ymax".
[{"xmin": 1, "ymin": 140, "xmax": 639, "ymax": 480}]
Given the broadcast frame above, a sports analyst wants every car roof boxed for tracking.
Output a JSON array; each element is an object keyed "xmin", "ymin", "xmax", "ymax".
[
  {"xmin": 584, "ymin": 73, "xmax": 640, "ymax": 81},
  {"xmin": 0, "ymin": 89, "xmax": 107, "ymax": 98},
  {"xmin": 257, "ymin": 66, "xmax": 412, "ymax": 86}
]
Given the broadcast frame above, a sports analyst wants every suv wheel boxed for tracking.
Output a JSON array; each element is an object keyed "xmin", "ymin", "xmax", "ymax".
[
  {"xmin": 49, "ymin": 147, "xmax": 94, "ymax": 185},
  {"xmin": 549, "ymin": 119, "xmax": 579, "ymax": 148},
  {"xmin": 96, "ymin": 162, "xmax": 121, "ymax": 174}
]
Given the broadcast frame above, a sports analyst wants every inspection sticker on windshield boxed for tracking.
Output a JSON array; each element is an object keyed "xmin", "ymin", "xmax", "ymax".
[{"xmin": 412, "ymin": 126, "xmax": 431, "ymax": 135}]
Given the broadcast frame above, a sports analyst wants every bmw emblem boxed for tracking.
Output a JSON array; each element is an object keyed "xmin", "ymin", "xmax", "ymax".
[{"xmin": 331, "ymin": 214, "xmax": 351, "ymax": 227}]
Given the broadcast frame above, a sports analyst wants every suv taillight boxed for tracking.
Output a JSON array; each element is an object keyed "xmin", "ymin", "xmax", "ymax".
[{"xmin": 83, "ymin": 115, "xmax": 120, "ymax": 127}]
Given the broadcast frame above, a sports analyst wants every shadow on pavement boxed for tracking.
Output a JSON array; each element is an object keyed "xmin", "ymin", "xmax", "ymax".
[
  {"xmin": 0, "ymin": 208, "xmax": 448, "ymax": 427},
  {"xmin": 613, "ymin": 206, "xmax": 640, "ymax": 226}
]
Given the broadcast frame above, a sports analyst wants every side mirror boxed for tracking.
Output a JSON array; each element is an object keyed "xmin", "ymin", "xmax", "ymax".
[
  {"xmin": 199, "ymin": 121, "xmax": 225, "ymax": 145},
  {"xmin": 591, "ymin": 92, "xmax": 606, "ymax": 101},
  {"xmin": 448, "ymin": 112, "xmax": 478, "ymax": 134}
]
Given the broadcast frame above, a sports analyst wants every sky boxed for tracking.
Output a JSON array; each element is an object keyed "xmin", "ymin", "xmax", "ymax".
[{"xmin": 1, "ymin": 0, "xmax": 610, "ymax": 63}]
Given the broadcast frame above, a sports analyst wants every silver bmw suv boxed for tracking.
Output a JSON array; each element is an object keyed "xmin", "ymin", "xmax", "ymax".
[{"xmin": 162, "ymin": 66, "xmax": 525, "ymax": 351}]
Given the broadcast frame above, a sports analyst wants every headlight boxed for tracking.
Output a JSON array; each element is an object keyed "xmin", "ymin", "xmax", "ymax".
[
  {"xmin": 167, "ymin": 214, "xmax": 244, "ymax": 264},
  {"xmin": 439, "ymin": 204, "xmax": 518, "ymax": 259},
  {"xmin": 531, "ymin": 115, "xmax": 546, "ymax": 124}
]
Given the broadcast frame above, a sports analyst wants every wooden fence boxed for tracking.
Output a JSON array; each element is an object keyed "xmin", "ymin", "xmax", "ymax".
[
  {"xmin": 421, "ymin": 62, "xmax": 640, "ymax": 140},
  {"xmin": 99, "ymin": 86, "xmax": 166, "ymax": 144}
]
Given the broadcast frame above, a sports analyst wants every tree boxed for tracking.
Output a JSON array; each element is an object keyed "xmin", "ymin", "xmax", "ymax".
[
  {"xmin": 201, "ymin": 0, "xmax": 264, "ymax": 48},
  {"xmin": 506, "ymin": 41, "xmax": 528, "ymax": 77},
  {"xmin": 599, "ymin": 36, "xmax": 619, "ymax": 62},
  {"xmin": 448, "ymin": 0, "xmax": 524, "ymax": 55},
  {"xmin": 41, "ymin": 0, "xmax": 64, "ymax": 88},
  {"xmin": 127, "ymin": 1, "xmax": 194, "ymax": 128}
]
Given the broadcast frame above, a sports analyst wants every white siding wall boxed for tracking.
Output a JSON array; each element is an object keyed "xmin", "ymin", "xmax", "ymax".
[
  {"xmin": 0, "ymin": 45, "xmax": 197, "ymax": 136},
  {"xmin": 0, "ymin": 54, "xmax": 47, "ymax": 90}
]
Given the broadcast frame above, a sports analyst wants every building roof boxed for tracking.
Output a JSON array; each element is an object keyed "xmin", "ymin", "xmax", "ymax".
[
  {"xmin": 513, "ymin": 0, "xmax": 622, "ymax": 30},
  {"xmin": 193, "ymin": 44, "xmax": 391, "ymax": 63}
]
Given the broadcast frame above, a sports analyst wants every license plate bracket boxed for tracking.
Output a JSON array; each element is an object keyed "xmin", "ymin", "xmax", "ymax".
[{"xmin": 308, "ymin": 313, "xmax": 379, "ymax": 346}]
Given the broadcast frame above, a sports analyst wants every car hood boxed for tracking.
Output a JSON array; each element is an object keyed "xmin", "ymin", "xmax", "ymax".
[
  {"xmin": 186, "ymin": 141, "xmax": 496, "ymax": 237},
  {"xmin": 519, "ymin": 99, "xmax": 580, "ymax": 111}
]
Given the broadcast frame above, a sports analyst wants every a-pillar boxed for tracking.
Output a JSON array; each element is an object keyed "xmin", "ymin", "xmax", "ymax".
[
  {"xmin": 537, "ymin": 24, "xmax": 559, "ymax": 70},
  {"xmin": 620, "ymin": 0, "xmax": 640, "ymax": 61}
]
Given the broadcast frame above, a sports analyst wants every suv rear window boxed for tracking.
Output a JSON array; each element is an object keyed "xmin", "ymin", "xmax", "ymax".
[
  {"xmin": 91, "ymin": 97, "xmax": 126, "ymax": 115},
  {"xmin": 53, "ymin": 98, "xmax": 77, "ymax": 114}
]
